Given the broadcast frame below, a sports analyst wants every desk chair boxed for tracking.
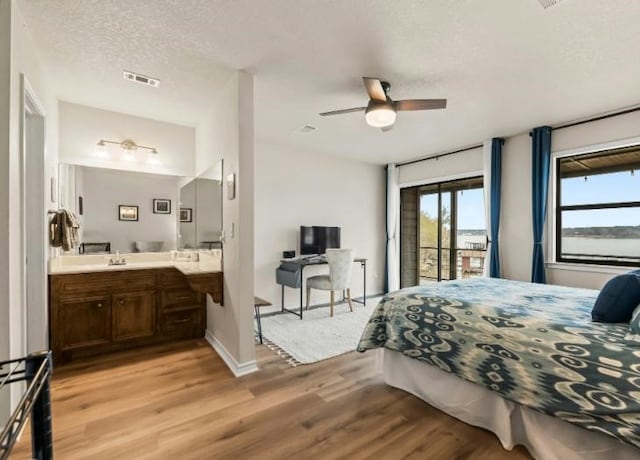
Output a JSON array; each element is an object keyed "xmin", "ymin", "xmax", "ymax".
[{"xmin": 306, "ymin": 248, "xmax": 354, "ymax": 317}]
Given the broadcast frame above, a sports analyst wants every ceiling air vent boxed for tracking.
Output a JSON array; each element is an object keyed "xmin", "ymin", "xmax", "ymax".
[
  {"xmin": 123, "ymin": 70, "xmax": 160, "ymax": 88},
  {"xmin": 537, "ymin": 0, "xmax": 564, "ymax": 9}
]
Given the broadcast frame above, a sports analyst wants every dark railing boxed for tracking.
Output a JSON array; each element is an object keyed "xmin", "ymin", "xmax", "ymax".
[
  {"xmin": 0, "ymin": 351, "xmax": 53, "ymax": 460},
  {"xmin": 419, "ymin": 246, "xmax": 487, "ymax": 281}
]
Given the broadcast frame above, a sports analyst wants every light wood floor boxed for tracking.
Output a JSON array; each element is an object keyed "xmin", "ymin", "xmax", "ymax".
[{"xmin": 11, "ymin": 339, "xmax": 531, "ymax": 460}]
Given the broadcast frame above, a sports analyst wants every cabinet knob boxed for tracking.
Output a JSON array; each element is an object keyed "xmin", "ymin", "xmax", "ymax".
[
  {"xmin": 97, "ymin": 303, "xmax": 103, "ymax": 307},
  {"xmin": 119, "ymin": 299, "xmax": 125, "ymax": 305}
]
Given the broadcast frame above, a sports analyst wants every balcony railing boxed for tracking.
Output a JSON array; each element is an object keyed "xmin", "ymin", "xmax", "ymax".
[{"xmin": 420, "ymin": 246, "xmax": 487, "ymax": 281}]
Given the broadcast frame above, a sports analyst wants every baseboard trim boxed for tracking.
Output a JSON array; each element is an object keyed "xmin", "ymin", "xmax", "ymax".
[{"xmin": 204, "ymin": 330, "xmax": 259, "ymax": 377}]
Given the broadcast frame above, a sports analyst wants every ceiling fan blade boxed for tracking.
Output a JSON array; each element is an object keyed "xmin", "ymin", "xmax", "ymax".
[
  {"xmin": 381, "ymin": 124, "xmax": 394, "ymax": 132},
  {"xmin": 362, "ymin": 77, "xmax": 387, "ymax": 102},
  {"xmin": 319, "ymin": 107, "xmax": 367, "ymax": 116},
  {"xmin": 395, "ymin": 99, "xmax": 447, "ymax": 111}
]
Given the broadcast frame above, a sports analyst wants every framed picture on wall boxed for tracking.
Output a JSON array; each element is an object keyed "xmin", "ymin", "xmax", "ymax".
[
  {"xmin": 180, "ymin": 208, "xmax": 192, "ymax": 223},
  {"xmin": 153, "ymin": 198, "xmax": 171, "ymax": 214},
  {"xmin": 119, "ymin": 205, "xmax": 139, "ymax": 221}
]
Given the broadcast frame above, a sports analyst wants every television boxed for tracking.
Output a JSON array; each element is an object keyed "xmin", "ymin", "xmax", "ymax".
[{"xmin": 300, "ymin": 226, "xmax": 341, "ymax": 255}]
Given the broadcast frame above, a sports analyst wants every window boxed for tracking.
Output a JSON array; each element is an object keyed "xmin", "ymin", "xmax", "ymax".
[
  {"xmin": 400, "ymin": 176, "xmax": 486, "ymax": 286},
  {"xmin": 556, "ymin": 144, "xmax": 640, "ymax": 267}
]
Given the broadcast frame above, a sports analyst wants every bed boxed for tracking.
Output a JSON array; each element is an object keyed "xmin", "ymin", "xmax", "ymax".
[{"xmin": 357, "ymin": 278, "xmax": 640, "ymax": 460}]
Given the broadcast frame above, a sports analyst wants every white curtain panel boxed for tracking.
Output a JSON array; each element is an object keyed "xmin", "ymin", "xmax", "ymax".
[
  {"xmin": 482, "ymin": 140, "xmax": 493, "ymax": 277},
  {"xmin": 387, "ymin": 164, "xmax": 400, "ymax": 292}
]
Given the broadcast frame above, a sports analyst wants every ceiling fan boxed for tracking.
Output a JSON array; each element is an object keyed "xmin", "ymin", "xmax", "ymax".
[{"xmin": 319, "ymin": 77, "xmax": 447, "ymax": 131}]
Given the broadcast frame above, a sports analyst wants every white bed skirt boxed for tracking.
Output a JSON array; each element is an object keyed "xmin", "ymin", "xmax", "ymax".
[{"xmin": 382, "ymin": 349, "xmax": 640, "ymax": 460}]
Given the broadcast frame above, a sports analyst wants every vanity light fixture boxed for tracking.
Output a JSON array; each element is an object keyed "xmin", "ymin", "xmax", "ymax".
[{"xmin": 96, "ymin": 139, "xmax": 159, "ymax": 155}]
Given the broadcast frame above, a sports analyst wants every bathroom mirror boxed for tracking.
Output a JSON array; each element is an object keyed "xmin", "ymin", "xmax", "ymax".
[
  {"xmin": 57, "ymin": 160, "xmax": 223, "ymax": 254},
  {"xmin": 178, "ymin": 161, "xmax": 223, "ymax": 250}
]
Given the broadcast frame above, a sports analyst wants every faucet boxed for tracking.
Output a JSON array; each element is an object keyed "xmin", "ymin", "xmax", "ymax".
[{"xmin": 108, "ymin": 251, "xmax": 127, "ymax": 266}]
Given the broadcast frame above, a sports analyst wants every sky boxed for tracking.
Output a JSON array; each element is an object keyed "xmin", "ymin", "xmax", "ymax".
[
  {"xmin": 420, "ymin": 188, "xmax": 486, "ymax": 230},
  {"xmin": 561, "ymin": 171, "xmax": 640, "ymax": 227},
  {"xmin": 419, "ymin": 170, "xmax": 640, "ymax": 230}
]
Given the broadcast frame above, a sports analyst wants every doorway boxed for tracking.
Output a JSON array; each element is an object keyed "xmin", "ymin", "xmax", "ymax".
[
  {"xmin": 400, "ymin": 176, "xmax": 486, "ymax": 286},
  {"xmin": 21, "ymin": 75, "xmax": 47, "ymax": 353}
]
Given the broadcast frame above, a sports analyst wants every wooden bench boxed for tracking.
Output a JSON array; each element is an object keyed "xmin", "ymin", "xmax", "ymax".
[{"xmin": 254, "ymin": 296, "xmax": 272, "ymax": 344}]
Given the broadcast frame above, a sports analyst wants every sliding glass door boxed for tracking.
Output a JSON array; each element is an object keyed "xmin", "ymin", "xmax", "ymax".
[{"xmin": 401, "ymin": 177, "xmax": 486, "ymax": 286}]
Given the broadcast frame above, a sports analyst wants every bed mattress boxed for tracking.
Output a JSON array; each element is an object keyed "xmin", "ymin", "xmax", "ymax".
[{"xmin": 358, "ymin": 278, "xmax": 640, "ymax": 448}]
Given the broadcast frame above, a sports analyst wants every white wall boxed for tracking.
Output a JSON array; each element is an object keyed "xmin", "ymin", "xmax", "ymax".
[
  {"xmin": 199, "ymin": 71, "xmax": 256, "ymax": 370},
  {"xmin": 196, "ymin": 178, "xmax": 222, "ymax": 242},
  {"xmin": 406, "ymin": 110, "xmax": 640, "ymax": 291},
  {"xmin": 79, "ymin": 167, "xmax": 180, "ymax": 253},
  {"xmin": 501, "ymin": 133, "xmax": 533, "ymax": 283},
  {"xmin": 501, "ymin": 110, "xmax": 640, "ymax": 289},
  {"xmin": 179, "ymin": 179, "xmax": 197, "ymax": 248},
  {"xmin": 0, "ymin": 0, "xmax": 12, "ymax": 419},
  {"xmin": 398, "ymin": 147, "xmax": 483, "ymax": 186},
  {"xmin": 254, "ymin": 142, "xmax": 386, "ymax": 308},
  {"xmin": 59, "ymin": 101, "xmax": 196, "ymax": 177},
  {"xmin": 1, "ymin": 0, "xmax": 58, "ymax": 416}
]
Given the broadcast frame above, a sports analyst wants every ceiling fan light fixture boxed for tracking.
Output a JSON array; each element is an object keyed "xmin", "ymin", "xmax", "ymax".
[{"xmin": 365, "ymin": 101, "xmax": 396, "ymax": 128}]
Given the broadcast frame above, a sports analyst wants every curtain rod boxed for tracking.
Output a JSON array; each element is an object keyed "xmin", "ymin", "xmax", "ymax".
[
  {"xmin": 396, "ymin": 144, "xmax": 483, "ymax": 168},
  {"xmin": 396, "ymin": 103, "xmax": 640, "ymax": 168},
  {"xmin": 552, "ymin": 105, "xmax": 640, "ymax": 131}
]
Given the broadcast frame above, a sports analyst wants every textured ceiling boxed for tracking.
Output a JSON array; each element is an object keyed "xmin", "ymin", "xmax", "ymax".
[{"xmin": 19, "ymin": 0, "xmax": 640, "ymax": 164}]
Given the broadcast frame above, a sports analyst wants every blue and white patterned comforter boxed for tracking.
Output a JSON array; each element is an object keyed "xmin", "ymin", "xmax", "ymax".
[{"xmin": 357, "ymin": 278, "xmax": 640, "ymax": 448}]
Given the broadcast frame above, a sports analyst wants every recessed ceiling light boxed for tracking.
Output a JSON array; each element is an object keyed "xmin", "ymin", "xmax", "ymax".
[{"xmin": 123, "ymin": 70, "xmax": 160, "ymax": 88}]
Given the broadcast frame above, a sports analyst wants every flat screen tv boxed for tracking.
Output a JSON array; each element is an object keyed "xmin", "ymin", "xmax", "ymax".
[{"xmin": 300, "ymin": 226, "xmax": 341, "ymax": 255}]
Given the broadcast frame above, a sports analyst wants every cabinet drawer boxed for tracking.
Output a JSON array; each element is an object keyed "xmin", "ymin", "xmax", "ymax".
[
  {"xmin": 110, "ymin": 272, "xmax": 156, "ymax": 292},
  {"xmin": 54, "ymin": 271, "xmax": 156, "ymax": 295},
  {"xmin": 162, "ymin": 309, "xmax": 202, "ymax": 336},
  {"xmin": 161, "ymin": 288, "xmax": 201, "ymax": 309},
  {"xmin": 158, "ymin": 269, "xmax": 190, "ymax": 288}
]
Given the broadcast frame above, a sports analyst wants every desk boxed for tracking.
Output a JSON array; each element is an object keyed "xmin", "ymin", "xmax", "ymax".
[{"xmin": 278, "ymin": 257, "xmax": 367, "ymax": 319}]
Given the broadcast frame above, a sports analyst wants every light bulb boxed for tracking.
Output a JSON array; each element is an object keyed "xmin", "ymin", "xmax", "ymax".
[
  {"xmin": 123, "ymin": 151, "xmax": 136, "ymax": 162},
  {"xmin": 95, "ymin": 141, "xmax": 107, "ymax": 158},
  {"xmin": 365, "ymin": 101, "xmax": 396, "ymax": 128},
  {"xmin": 148, "ymin": 152, "xmax": 160, "ymax": 165}
]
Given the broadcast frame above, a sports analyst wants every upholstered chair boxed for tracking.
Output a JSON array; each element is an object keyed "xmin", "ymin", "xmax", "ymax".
[{"xmin": 306, "ymin": 248, "xmax": 355, "ymax": 317}]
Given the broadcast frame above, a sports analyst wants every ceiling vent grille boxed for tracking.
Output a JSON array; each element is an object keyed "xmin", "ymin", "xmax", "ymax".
[
  {"xmin": 537, "ymin": 0, "xmax": 564, "ymax": 9},
  {"xmin": 123, "ymin": 70, "xmax": 160, "ymax": 88}
]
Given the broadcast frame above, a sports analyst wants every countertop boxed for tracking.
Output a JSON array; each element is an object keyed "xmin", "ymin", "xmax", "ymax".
[{"xmin": 48, "ymin": 252, "xmax": 222, "ymax": 276}]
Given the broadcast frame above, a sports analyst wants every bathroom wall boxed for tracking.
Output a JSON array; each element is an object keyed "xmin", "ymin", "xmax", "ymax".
[
  {"xmin": 78, "ymin": 166, "xmax": 180, "ymax": 253},
  {"xmin": 179, "ymin": 179, "xmax": 196, "ymax": 248},
  {"xmin": 59, "ymin": 101, "xmax": 197, "ymax": 177}
]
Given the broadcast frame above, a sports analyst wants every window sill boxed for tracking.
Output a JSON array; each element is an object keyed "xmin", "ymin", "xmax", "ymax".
[{"xmin": 545, "ymin": 261, "xmax": 631, "ymax": 275}]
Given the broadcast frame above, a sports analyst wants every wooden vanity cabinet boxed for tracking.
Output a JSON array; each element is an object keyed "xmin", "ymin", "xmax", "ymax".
[
  {"xmin": 50, "ymin": 268, "xmax": 210, "ymax": 364},
  {"xmin": 111, "ymin": 290, "xmax": 156, "ymax": 342},
  {"xmin": 58, "ymin": 294, "xmax": 111, "ymax": 351}
]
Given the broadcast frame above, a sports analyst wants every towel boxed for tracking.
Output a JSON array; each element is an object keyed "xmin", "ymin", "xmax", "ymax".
[{"xmin": 49, "ymin": 209, "xmax": 80, "ymax": 251}]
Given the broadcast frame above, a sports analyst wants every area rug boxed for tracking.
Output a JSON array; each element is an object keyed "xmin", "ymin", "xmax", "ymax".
[{"xmin": 258, "ymin": 299, "xmax": 379, "ymax": 366}]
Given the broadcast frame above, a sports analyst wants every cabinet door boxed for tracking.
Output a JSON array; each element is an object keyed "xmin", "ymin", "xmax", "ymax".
[
  {"xmin": 59, "ymin": 295, "xmax": 111, "ymax": 351},
  {"xmin": 112, "ymin": 291, "xmax": 156, "ymax": 341}
]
